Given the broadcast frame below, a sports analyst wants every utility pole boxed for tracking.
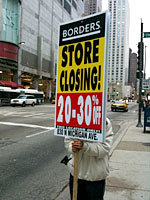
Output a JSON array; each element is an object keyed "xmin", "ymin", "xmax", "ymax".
[
  {"xmin": 136, "ymin": 21, "xmax": 144, "ymax": 127},
  {"xmin": 144, "ymin": 45, "xmax": 147, "ymax": 79}
]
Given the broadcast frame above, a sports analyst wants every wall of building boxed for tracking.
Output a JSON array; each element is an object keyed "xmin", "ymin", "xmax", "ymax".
[
  {"xmin": 84, "ymin": 0, "xmax": 102, "ymax": 16},
  {"xmin": 124, "ymin": 85, "xmax": 132, "ymax": 98},
  {"xmin": 108, "ymin": 82, "xmax": 122, "ymax": 100},
  {"xmin": 129, "ymin": 51, "xmax": 137, "ymax": 90},
  {"xmin": 18, "ymin": 0, "xmax": 84, "ymax": 97}
]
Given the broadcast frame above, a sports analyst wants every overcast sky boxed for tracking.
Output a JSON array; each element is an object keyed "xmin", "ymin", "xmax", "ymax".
[{"xmin": 102, "ymin": 0, "xmax": 150, "ymax": 78}]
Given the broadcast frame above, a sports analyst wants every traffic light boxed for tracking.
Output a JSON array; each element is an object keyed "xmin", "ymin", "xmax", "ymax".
[
  {"xmin": 136, "ymin": 71, "xmax": 143, "ymax": 79},
  {"xmin": 137, "ymin": 42, "xmax": 144, "ymax": 71},
  {"xmin": 136, "ymin": 71, "xmax": 140, "ymax": 79},
  {"xmin": 141, "ymin": 89, "xmax": 145, "ymax": 95}
]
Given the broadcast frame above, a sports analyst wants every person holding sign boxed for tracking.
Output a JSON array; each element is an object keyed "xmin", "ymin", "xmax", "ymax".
[{"xmin": 64, "ymin": 118, "xmax": 113, "ymax": 200}]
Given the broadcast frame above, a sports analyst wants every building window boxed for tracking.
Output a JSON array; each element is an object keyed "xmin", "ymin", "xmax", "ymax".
[
  {"xmin": 64, "ymin": 0, "xmax": 71, "ymax": 15},
  {"xmin": 72, "ymin": 0, "xmax": 77, "ymax": 9},
  {"xmin": 58, "ymin": 0, "xmax": 63, "ymax": 5}
]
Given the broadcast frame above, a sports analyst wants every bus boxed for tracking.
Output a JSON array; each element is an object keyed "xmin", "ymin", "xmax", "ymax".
[
  {"xmin": 15, "ymin": 89, "xmax": 44, "ymax": 104},
  {"xmin": 0, "ymin": 86, "xmax": 44, "ymax": 106}
]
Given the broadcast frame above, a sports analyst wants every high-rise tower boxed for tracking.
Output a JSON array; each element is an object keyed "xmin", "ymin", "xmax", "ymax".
[
  {"xmin": 84, "ymin": 0, "xmax": 102, "ymax": 16},
  {"xmin": 108, "ymin": 0, "xmax": 129, "ymax": 95}
]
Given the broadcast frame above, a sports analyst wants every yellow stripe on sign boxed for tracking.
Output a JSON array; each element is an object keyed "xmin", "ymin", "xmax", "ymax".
[{"xmin": 57, "ymin": 37, "xmax": 105, "ymax": 93}]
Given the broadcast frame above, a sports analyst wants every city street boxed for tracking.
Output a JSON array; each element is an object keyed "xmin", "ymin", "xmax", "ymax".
[{"xmin": 0, "ymin": 102, "xmax": 138, "ymax": 200}]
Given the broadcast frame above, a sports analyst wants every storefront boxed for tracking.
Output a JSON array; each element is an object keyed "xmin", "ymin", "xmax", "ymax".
[
  {"xmin": 0, "ymin": 41, "xmax": 19, "ymax": 84},
  {"xmin": 20, "ymin": 72, "xmax": 55, "ymax": 100}
]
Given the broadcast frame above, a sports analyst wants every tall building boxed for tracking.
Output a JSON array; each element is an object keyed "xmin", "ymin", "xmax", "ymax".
[
  {"xmin": 0, "ymin": 0, "xmax": 84, "ymax": 98},
  {"xmin": 108, "ymin": 0, "xmax": 129, "ymax": 95},
  {"xmin": 128, "ymin": 48, "xmax": 137, "ymax": 90},
  {"xmin": 84, "ymin": 0, "xmax": 102, "ymax": 16}
]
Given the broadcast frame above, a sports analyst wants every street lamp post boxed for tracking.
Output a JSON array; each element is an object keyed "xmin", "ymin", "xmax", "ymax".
[
  {"xmin": 116, "ymin": 82, "xmax": 120, "ymax": 99},
  {"xmin": 144, "ymin": 45, "xmax": 147, "ymax": 79},
  {"xmin": 136, "ymin": 21, "xmax": 144, "ymax": 127},
  {"xmin": 17, "ymin": 42, "xmax": 25, "ymax": 86}
]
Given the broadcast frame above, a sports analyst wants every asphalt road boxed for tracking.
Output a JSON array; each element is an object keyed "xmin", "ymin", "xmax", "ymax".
[{"xmin": 0, "ymin": 102, "xmax": 138, "ymax": 200}]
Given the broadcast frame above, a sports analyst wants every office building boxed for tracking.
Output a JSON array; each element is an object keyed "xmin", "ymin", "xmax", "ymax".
[
  {"xmin": 108, "ymin": 0, "xmax": 129, "ymax": 96},
  {"xmin": 0, "ymin": 0, "xmax": 84, "ymax": 98},
  {"xmin": 128, "ymin": 48, "xmax": 137, "ymax": 90},
  {"xmin": 84, "ymin": 0, "xmax": 102, "ymax": 16}
]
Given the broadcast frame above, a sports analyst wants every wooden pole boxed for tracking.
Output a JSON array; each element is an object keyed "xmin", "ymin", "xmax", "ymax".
[{"xmin": 73, "ymin": 151, "xmax": 79, "ymax": 200}]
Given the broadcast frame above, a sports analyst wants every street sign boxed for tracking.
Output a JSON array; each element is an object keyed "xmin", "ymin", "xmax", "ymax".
[
  {"xmin": 144, "ymin": 32, "xmax": 150, "ymax": 38},
  {"xmin": 143, "ymin": 79, "xmax": 150, "ymax": 90},
  {"xmin": 55, "ymin": 11, "xmax": 110, "ymax": 142}
]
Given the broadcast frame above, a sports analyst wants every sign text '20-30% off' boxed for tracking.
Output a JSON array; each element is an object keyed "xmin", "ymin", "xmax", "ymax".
[{"xmin": 57, "ymin": 94, "xmax": 101, "ymax": 127}]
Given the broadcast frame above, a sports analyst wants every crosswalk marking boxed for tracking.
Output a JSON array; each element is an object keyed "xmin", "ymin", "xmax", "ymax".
[
  {"xmin": 0, "ymin": 110, "xmax": 54, "ymax": 119},
  {"xmin": 23, "ymin": 113, "xmax": 45, "ymax": 117}
]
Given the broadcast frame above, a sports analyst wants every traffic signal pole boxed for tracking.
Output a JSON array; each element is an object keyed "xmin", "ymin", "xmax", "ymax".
[{"xmin": 136, "ymin": 21, "xmax": 144, "ymax": 127}]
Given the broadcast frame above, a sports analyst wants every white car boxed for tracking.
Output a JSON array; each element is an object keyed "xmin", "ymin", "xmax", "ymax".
[{"xmin": 11, "ymin": 95, "xmax": 37, "ymax": 107}]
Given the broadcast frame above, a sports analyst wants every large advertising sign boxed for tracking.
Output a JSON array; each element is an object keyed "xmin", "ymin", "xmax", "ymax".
[
  {"xmin": 0, "ymin": 41, "xmax": 18, "ymax": 61},
  {"xmin": 55, "ymin": 12, "xmax": 109, "ymax": 142}
]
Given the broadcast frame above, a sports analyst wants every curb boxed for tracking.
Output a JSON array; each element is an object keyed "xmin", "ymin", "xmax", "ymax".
[{"xmin": 109, "ymin": 120, "xmax": 131, "ymax": 156}]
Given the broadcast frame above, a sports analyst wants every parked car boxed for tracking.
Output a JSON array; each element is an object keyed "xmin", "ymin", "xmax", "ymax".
[
  {"xmin": 111, "ymin": 100, "xmax": 128, "ymax": 112},
  {"xmin": 11, "ymin": 95, "xmax": 37, "ymax": 107}
]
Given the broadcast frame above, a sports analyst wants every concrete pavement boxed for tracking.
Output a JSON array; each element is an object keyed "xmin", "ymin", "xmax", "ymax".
[{"xmin": 55, "ymin": 117, "xmax": 150, "ymax": 200}]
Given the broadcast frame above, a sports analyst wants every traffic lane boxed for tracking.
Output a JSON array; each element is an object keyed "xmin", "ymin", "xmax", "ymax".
[
  {"xmin": 107, "ymin": 102, "xmax": 138, "ymax": 143},
  {"xmin": 0, "ymin": 103, "xmax": 127, "ymax": 143},
  {"xmin": 0, "ymin": 102, "xmax": 137, "ymax": 142},
  {"xmin": 0, "ymin": 111, "xmax": 54, "ymax": 142},
  {"xmin": 0, "ymin": 124, "xmax": 54, "ymax": 147},
  {"xmin": 0, "ymin": 105, "xmax": 55, "ymax": 127},
  {"xmin": 0, "ymin": 103, "xmax": 51, "ymax": 111},
  {"xmin": 0, "ymin": 131, "xmax": 68, "ymax": 200},
  {"xmin": 0, "ymin": 116, "xmax": 55, "ymax": 128},
  {"xmin": 107, "ymin": 102, "xmax": 138, "ymax": 117}
]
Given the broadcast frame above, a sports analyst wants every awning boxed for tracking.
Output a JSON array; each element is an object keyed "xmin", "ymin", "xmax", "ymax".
[{"xmin": 0, "ymin": 80, "xmax": 24, "ymax": 88}]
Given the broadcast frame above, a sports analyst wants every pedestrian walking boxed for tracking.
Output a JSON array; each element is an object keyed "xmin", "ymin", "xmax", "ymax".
[
  {"xmin": 146, "ymin": 100, "xmax": 150, "ymax": 107},
  {"xmin": 64, "ymin": 118, "xmax": 113, "ymax": 200},
  {"xmin": 143, "ymin": 100, "xmax": 146, "ymax": 111}
]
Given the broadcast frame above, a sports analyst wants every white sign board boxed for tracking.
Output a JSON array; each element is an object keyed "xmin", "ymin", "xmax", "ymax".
[{"xmin": 54, "ymin": 12, "xmax": 110, "ymax": 142}]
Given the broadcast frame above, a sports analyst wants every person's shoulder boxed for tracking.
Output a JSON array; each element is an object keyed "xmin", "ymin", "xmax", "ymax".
[
  {"xmin": 106, "ymin": 118, "xmax": 113, "ymax": 133},
  {"xmin": 106, "ymin": 118, "xmax": 111, "ymax": 127}
]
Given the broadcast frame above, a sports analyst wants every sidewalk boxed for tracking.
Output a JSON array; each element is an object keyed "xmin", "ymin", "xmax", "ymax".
[{"xmin": 55, "ymin": 118, "xmax": 150, "ymax": 200}]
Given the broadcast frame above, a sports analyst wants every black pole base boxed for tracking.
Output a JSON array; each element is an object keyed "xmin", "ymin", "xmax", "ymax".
[{"xmin": 136, "ymin": 121, "xmax": 143, "ymax": 127}]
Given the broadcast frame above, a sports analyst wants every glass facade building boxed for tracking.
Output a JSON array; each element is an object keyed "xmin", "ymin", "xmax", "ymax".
[
  {"xmin": 0, "ymin": 0, "xmax": 20, "ymax": 83},
  {"xmin": 1, "ymin": 0, "xmax": 19, "ymax": 44}
]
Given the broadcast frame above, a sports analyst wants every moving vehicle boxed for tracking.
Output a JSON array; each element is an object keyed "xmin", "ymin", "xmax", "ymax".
[
  {"xmin": 111, "ymin": 100, "xmax": 128, "ymax": 112},
  {"xmin": 16, "ymin": 89, "xmax": 44, "ymax": 104},
  {"xmin": 51, "ymin": 98, "xmax": 55, "ymax": 104},
  {"xmin": 11, "ymin": 95, "xmax": 37, "ymax": 107},
  {"xmin": 0, "ymin": 86, "xmax": 44, "ymax": 106}
]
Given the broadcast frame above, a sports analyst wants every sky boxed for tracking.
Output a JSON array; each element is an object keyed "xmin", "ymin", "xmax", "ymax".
[{"xmin": 102, "ymin": 0, "xmax": 150, "ymax": 79}]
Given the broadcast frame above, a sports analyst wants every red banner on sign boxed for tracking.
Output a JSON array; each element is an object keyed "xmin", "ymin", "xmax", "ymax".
[{"xmin": 56, "ymin": 92, "xmax": 102, "ymax": 130}]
